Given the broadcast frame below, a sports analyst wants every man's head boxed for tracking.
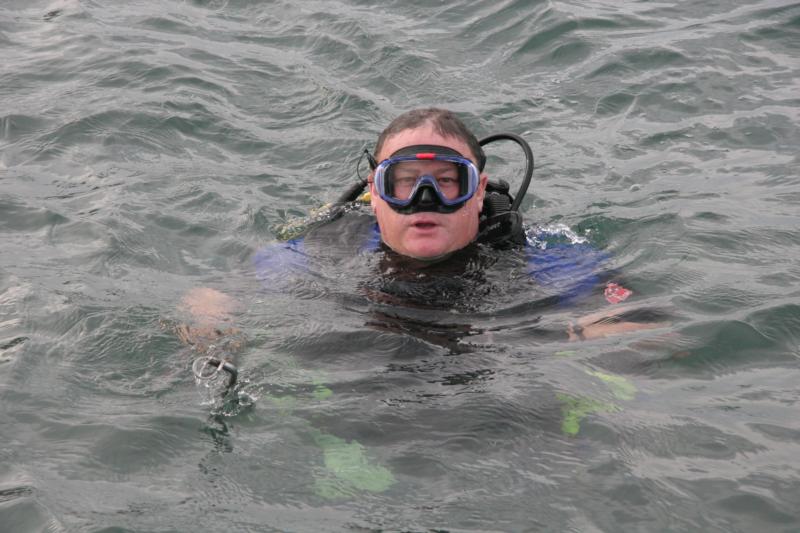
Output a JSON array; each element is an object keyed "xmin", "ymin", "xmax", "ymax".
[{"xmin": 368, "ymin": 108, "xmax": 489, "ymax": 261}]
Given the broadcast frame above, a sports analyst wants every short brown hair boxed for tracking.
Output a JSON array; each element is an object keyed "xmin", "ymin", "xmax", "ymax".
[{"xmin": 374, "ymin": 108, "xmax": 485, "ymax": 169}]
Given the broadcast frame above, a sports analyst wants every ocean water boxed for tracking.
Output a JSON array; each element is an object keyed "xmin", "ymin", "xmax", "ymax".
[{"xmin": 1, "ymin": 0, "xmax": 800, "ymax": 531}]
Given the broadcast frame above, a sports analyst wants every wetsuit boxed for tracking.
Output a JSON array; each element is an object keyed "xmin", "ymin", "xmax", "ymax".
[{"xmin": 253, "ymin": 209, "xmax": 610, "ymax": 307}]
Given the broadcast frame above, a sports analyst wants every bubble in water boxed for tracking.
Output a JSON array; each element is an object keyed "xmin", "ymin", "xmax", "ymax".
[
  {"xmin": 526, "ymin": 223, "xmax": 587, "ymax": 249},
  {"xmin": 195, "ymin": 371, "xmax": 229, "ymax": 407}
]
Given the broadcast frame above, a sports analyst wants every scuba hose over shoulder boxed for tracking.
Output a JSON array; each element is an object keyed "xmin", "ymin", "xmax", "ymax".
[
  {"xmin": 476, "ymin": 132, "xmax": 534, "ymax": 248},
  {"xmin": 478, "ymin": 132, "xmax": 533, "ymax": 212}
]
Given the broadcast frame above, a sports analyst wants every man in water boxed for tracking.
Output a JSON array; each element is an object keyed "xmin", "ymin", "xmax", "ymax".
[{"xmin": 179, "ymin": 108, "xmax": 665, "ymax": 343}]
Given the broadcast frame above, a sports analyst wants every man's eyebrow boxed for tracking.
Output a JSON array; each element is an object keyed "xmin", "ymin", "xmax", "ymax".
[{"xmin": 397, "ymin": 161, "xmax": 458, "ymax": 172}]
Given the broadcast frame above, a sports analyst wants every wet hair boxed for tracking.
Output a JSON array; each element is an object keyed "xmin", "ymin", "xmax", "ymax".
[{"xmin": 374, "ymin": 108, "xmax": 486, "ymax": 169}]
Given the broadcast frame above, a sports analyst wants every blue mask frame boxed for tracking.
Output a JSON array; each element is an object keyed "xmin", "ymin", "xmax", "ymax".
[{"xmin": 373, "ymin": 151, "xmax": 480, "ymax": 214}]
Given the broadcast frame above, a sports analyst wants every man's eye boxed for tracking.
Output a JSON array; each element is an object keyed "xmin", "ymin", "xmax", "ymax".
[
  {"xmin": 437, "ymin": 176, "xmax": 458, "ymax": 185},
  {"xmin": 394, "ymin": 176, "xmax": 418, "ymax": 188}
]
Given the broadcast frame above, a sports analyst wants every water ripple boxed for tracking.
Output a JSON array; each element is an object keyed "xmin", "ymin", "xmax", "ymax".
[{"xmin": 2, "ymin": 0, "xmax": 800, "ymax": 529}]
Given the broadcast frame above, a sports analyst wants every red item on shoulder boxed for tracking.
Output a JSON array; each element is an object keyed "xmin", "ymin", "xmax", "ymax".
[{"xmin": 605, "ymin": 282, "xmax": 632, "ymax": 304}]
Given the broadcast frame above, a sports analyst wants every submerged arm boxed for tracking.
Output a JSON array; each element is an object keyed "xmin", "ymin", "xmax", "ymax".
[{"xmin": 567, "ymin": 303, "xmax": 672, "ymax": 342}]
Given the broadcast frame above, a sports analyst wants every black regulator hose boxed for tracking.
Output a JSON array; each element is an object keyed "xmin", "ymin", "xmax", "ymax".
[
  {"xmin": 336, "ymin": 177, "xmax": 369, "ymax": 205},
  {"xmin": 478, "ymin": 132, "xmax": 534, "ymax": 212}
]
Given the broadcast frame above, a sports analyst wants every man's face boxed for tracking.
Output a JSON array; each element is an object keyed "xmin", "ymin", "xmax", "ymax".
[{"xmin": 369, "ymin": 124, "xmax": 488, "ymax": 260}]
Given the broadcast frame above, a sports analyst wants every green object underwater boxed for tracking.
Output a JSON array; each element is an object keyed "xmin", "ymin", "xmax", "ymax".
[
  {"xmin": 557, "ymin": 393, "xmax": 619, "ymax": 437},
  {"xmin": 262, "ymin": 369, "xmax": 395, "ymax": 500},
  {"xmin": 557, "ymin": 371, "xmax": 637, "ymax": 436},
  {"xmin": 586, "ymin": 370, "xmax": 637, "ymax": 401},
  {"xmin": 311, "ymin": 429, "xmax": 395, "ymax": 499}
]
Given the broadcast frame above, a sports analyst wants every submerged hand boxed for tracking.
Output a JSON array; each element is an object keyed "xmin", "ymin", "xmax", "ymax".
[
  {"xmin": 568, "ymin": 304, "xmax": 671, "ymax": 342},
  {"xmin": 175, "ymin": 287, "xmax": 243, "ymax": 353}
]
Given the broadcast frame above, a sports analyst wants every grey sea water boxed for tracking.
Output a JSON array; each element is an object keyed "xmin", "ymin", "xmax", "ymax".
[{"xmin": 2, "ymin": 0, "xmax": 800, "ymax": 531}]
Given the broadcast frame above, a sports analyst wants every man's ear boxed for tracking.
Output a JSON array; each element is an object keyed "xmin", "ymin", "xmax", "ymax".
[{"xmin": 476, "ymin": 173, "xmax": 489, "ymax": 212}]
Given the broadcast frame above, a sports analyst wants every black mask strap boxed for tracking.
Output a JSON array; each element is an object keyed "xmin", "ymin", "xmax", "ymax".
[
  {"xmin": 364, "ymin": 148, "xmax": 378, "ymax": 170},
  {"xmin": 389, "ymin": 144, "xmax": 462, "ymax": 158}
]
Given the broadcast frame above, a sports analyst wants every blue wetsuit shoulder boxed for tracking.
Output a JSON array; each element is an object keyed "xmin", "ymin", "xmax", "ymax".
[
  {"xmin": 253, "ymin": 238, "xmax": 308, "ymax": 285},
  {"xmin": 252, "ymin": 222, "xmax": 380, "ymax": 283},
  {"xmin": 524, "ymin": 232, "xmax": 610, "ymax": 304}
]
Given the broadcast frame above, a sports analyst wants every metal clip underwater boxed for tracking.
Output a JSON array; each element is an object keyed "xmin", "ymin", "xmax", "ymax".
[{"xmin": 192, "ymin": 355, "xmax": 239, "ymax": 390}]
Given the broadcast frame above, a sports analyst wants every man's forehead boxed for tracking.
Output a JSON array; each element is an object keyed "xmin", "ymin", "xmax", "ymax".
[{"xmin": 379, "ymin": 128, "xmax": 474, "ymax": 160}]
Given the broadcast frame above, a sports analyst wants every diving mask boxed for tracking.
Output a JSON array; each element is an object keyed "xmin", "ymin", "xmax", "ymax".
[{"xmin": 373, "ymin": 145, "xmax": 480, "ymax": 214}]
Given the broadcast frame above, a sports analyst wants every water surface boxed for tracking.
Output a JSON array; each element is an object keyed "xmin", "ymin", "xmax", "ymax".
[{"xmin": 1, "ymin": 0, "xmax": 799, "ymax": 531}]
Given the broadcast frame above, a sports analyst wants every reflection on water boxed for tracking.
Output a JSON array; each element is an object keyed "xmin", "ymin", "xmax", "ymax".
[{"xmin": 1, "ymin": 0, "xmax": 799, "ymax": 530}]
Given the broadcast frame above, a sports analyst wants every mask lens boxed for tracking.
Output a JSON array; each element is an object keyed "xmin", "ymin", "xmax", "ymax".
[{"xmin": 383, "ymin": 158, "xmax": 471, "ymax": 203}]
